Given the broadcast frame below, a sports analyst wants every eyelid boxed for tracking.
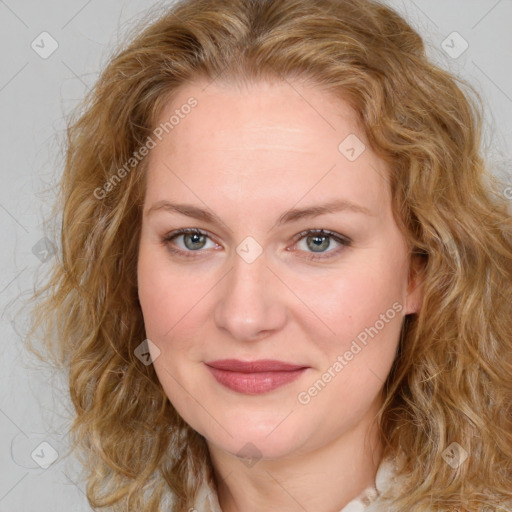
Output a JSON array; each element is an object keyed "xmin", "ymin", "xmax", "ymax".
[{"xmin": 290, "ymin": 228, "xmax": 351, "ymax": 246}]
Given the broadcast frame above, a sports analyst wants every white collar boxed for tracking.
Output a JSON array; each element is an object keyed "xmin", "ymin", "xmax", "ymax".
[{"xmin": 193, "ymin": 456, "xmax": 399, "ymax": 512}]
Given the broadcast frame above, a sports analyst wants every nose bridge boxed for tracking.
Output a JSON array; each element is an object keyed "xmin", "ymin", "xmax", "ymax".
[{"xmin": 213, "ymin": 246, "xmax": 286, "ymax": 341}]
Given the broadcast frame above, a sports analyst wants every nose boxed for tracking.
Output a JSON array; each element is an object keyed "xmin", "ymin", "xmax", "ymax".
[{"xmin": 213, "ymin": 249, "xmax": 287, "ymax": 342}]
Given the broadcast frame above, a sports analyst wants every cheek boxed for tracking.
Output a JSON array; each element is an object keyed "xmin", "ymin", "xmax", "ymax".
[
  {"xmin": 294, "ymin": 253, "xmax": 408, "ymax": 344},
  {"xmin": 138, "ymin": 249, "xmax": 179, "ymax": 355},
  {"xmin": 292, "ymin": 268, "xmax": 405, "ymax": 423},
  {"xmin": 137, "ymin": 242, "xmax": 192, "ymax": 330},
  {"xmin": 137, "ymin": 244, "xmax": 214, "ymax": 367}
]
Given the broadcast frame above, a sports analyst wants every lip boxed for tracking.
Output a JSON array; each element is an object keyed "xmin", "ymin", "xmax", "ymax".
[
  {"xmin": 205, "ymin": 359, "xmax": 307, "ymax": 372},
  {"xmin": 205, "ymin": 359, "xmax": 309, "ymax": 394}
]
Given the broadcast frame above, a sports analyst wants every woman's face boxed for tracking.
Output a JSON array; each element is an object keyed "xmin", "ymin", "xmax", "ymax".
[{"xmin": 137, "ymin": 78, "xmax": 423, "ymax": 460}]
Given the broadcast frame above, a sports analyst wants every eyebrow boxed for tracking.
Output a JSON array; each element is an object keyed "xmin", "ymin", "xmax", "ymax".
[{"xmin": 145, "ymin": 198, "xmax": 374, "ymax": 228}]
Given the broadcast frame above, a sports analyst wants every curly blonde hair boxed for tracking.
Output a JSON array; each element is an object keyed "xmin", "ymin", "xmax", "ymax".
[{"xmin": 26, "ymin": 0, "xmax": 512, "ymax": 510}]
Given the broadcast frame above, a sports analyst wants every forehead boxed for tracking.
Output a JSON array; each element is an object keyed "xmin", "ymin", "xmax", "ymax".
[
  {"xmin": 144, "ymin": 78, "xmax": 390, "ymax": 218},
  {"xmin": 153, "ymin": 78, "xmax": 362, "ymax": 156}
]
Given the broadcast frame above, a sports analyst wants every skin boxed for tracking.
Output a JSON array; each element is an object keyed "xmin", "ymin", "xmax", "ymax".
[{"xmin": 137, "ymin": 77, "xmax": 424, "ymax": 512}]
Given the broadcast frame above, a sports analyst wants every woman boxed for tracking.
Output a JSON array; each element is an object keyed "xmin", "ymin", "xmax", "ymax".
[{"xmin": 27, "ymin": 0, "xmax": 512, "ymax": 510}]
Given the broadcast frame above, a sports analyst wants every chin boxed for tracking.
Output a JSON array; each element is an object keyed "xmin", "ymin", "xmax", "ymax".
[
  {"xmin": 207, "ymin": 429, "xmax": 307, "ymax": 462},
  {"xmin": 189, "ymin": 406, "xmax": 314, "ymax": 462}
]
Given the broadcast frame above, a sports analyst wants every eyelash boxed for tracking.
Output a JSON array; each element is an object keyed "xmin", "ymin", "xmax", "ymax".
[{"xmin": 161, "ymin": 228, "xmax": 352, "ymax": 261}]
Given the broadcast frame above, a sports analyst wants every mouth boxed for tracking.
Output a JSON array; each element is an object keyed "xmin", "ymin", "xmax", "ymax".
[{"xmin": 204, "ymin": 359, "xmax": 309, "ymax": 394}]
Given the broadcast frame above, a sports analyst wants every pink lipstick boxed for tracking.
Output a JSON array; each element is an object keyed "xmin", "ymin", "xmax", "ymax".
[{"xmin": 205, "ymin": 359, "xmax": 308, "ymax": 394}]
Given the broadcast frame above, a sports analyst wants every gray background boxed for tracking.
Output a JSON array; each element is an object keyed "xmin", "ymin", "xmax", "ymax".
[{"xmin": 0, "ymin": 1, "xmax": 511, "ymax": 510}]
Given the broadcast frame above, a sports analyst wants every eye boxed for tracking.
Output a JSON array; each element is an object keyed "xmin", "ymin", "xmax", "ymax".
[
  {"xmin": 161, "ymin": 228, "xmax": 352, "ymax": 260},
  {"xmin": 161, "ymin": 228, "xmax": 219, "ymax": 258},
  {"xmin": 291, "ymin": 229, "xmax": 352, "ymax": 260}
]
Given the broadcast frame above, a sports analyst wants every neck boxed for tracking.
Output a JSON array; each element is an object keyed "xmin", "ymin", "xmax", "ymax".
[{"xmin": 207, "ymin": 396, "xmax": 384, "ymax": 512}]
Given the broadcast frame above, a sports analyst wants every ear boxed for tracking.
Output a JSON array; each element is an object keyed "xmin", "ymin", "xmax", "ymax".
[{"xmin": 404, "ymin": 254, "xmax": 426, "ymax": 315}]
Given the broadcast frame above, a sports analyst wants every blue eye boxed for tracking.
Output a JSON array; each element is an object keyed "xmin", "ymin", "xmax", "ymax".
[{"xmin": 161, "ymin": 228, "xmax": 352, "ymax": 260}]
